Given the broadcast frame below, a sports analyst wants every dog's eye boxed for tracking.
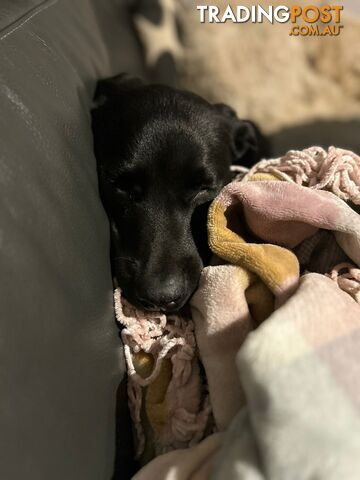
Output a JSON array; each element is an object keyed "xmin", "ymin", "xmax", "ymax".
[
  {"xmin": 192, "ymin": 185, "xmax": 215, "ymax": 202},
  {"xmin": 198, "ymin": 186, "xmax": 213, "ymax": 194},
  {"xmin": 110, "ymin": 176, "xmax": 142, "ymax": 200}
]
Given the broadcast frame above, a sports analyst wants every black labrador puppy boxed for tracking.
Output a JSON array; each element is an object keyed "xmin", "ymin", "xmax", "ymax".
[{"xmin": 92, "ymin": 74, "xmax": 268, "ymax": 312}]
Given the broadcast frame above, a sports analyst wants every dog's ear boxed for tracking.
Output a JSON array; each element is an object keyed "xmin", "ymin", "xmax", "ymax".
[
  {"xmin": 214, "ymin": 103, "xmax": 269, "ymax": 167},
  {"xmin": 93, "ymin": 73, "xmax": 145, "ymax": 105},
  {"xmin": 92, "ymin": 74, "xmax": 145, "ymax": 161}
]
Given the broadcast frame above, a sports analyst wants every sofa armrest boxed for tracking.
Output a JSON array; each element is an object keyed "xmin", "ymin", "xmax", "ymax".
[{"xmin": 0, "ymin": 1, "xmax": 140, "ymax": 478}]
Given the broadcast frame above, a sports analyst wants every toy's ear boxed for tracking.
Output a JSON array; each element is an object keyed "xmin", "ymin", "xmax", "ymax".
[
  {"xmin": 94, "ymin": 73, "xmax": 145, "ymax": 105},
  {"xmin": 214, "ymin": 103, "xmax": 269, "ymax": 167}
]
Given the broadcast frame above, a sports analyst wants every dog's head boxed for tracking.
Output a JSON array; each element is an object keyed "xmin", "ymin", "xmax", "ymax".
[{"xmin": 92, "ymin": 74, "xmax": 266, "ymax": 312}]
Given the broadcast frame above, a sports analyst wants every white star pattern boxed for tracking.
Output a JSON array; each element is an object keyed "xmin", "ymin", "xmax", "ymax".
[{"xmin": 134, "ymin": 0, "xmax": 183, "ymax": 67}]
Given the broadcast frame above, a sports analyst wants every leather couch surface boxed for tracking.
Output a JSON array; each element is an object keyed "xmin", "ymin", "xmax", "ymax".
[{"xmin": 0, "ymin": 1, "xmax": 143, "ymax": 478}]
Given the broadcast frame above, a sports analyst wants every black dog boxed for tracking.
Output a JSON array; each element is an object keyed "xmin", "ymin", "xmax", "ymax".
[{"xmin": 92, "ymin": 74, "xmax": 268, "ymax": 312}]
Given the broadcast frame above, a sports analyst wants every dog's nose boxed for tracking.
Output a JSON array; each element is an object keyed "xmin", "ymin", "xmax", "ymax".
[
  {"xmin": 139, "ymin": 296, "xmax": 183, "ymax": 312},
  {"xmin": 137, "ymin": 278, "xmax": 186, "ymax": 312}
]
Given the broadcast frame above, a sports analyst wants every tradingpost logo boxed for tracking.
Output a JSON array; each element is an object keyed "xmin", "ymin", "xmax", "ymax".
[{"xmin": 196, "ymin": 4, "xmax": 344, "ymax": 36}]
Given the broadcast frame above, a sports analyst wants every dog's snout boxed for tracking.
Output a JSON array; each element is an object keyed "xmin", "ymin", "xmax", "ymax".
[
  {"xmin": 137, "ymin": 276, "xmax": 187, "ymax": 312},
  {"xmin": 139, "ymin": 296, "xmax": 182, "ymax": 313}
]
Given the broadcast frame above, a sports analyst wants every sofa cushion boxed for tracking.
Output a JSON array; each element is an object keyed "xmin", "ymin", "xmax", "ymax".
[{"xmin": 0, "ymin": 1, "xmax": 142, "ymax": 478}]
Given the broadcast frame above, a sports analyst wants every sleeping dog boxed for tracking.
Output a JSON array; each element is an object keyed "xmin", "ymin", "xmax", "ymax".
[{"xmin": 92, "ymin": 74, "xmax": 268, "ymax": 312}]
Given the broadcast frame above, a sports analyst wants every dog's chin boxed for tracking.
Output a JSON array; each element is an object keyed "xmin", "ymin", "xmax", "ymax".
[{"xmin": 119, "ymin": 286, "xmax": 191, "ymax": 313}]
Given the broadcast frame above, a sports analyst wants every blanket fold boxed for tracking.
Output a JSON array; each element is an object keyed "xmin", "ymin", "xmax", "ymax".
[{"xmin": 213, "ymin": 273, "xmax": 360, "ymax": 480}]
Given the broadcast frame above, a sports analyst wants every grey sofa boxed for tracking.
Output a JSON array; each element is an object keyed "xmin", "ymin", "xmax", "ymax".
[{"xmin": 0, "ymin": 1, "xmax": 143, "ymax": 478}]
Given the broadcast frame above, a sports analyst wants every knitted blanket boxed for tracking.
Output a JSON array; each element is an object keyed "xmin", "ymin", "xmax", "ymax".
[{"xmin": 115, "ymin": 146, "xmax": 360, "ymax": 479}]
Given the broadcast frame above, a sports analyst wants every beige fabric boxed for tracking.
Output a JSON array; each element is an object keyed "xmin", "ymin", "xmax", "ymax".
[{"xmin": 177, "ymin": 0, "xmax": 360, "ymax": 134}]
